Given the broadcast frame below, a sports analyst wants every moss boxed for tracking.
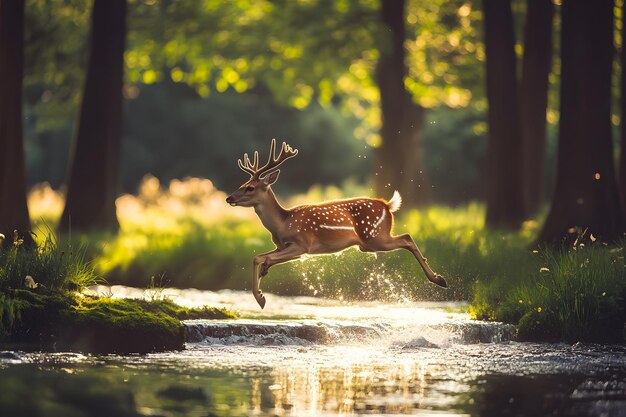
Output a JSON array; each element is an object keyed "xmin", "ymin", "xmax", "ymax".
[
  {"xmin": 61, "ymin": 296, "xmax": 185, "ymax": 353},
  {"xmin": 126, "ymin": 298, "xmax": 238, "ymax": 320},
  {"xmin": 0, "ymin": 290, "xmax": 236, "ymax": 353}
]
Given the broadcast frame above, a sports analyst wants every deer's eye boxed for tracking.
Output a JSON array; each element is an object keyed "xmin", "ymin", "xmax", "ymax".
[{"xmin": 245, "ymin": 186, "xmax": 255, "ymax": 192}]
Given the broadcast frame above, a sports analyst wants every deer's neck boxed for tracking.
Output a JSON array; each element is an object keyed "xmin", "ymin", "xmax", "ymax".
[{"xmin": 254, "ymin": 189, "xmax": 288, "ymax": 235}]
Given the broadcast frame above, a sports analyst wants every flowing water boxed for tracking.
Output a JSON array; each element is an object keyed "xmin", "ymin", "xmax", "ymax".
[{"xmin": 1, "ymin": 286, "xmax": 625, "ymax": 417}]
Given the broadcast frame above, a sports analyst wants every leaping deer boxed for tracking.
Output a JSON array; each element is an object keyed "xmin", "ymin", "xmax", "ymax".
[{"xmin": 226, "ymin": 139, "xmax": 448, "ymax": 308}]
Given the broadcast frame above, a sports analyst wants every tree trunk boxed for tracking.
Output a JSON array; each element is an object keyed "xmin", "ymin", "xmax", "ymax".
[
  {"xmin": 621, "ymin": 0, "xmax": 626, "ymax": 220},
  {"xmin": 482, "ymin": 0, "xmax": 525, "ymax": 228},
  {"xmin": 0, "ymin": 0, "xmax": 30, "ymax": 237},
  {"xmin": 538, "ymin": 0, "xmax": 622, "ymax": 243},
  {"xmin": 60, "ymin": 0, "xmax": 126, "ymax": 232},
  {"xmin": 375, "ymin": 0, "xmax": 430, "ymax": 208},
  {"xmin": 520, "ymin": 0, "xmax": 554, "ymax": 216}
]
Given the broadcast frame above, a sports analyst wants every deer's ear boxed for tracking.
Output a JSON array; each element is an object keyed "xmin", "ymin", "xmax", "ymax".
[{"xmin": 262, "ymin": 170, "xmax": 280, "ymax": 188}]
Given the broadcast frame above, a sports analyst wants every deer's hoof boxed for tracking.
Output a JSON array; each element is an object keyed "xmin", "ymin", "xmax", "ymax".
[
  {"xmin": 432, "ymin": 274, "xmax": 448, "ymax": 288},
  {"xmin": 255, "ymin": 293, "xmax": 266, "ymax": 309}
]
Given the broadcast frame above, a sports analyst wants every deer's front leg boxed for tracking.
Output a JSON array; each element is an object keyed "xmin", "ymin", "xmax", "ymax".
[{"xmin": 252, "ymin": 244, "xmax": 305, "ymax": 309}]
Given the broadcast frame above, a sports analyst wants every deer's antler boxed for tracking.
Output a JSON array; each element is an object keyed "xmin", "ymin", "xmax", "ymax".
[{"xmin": 237, "ymin": 139, "xmax": 298, "ymax": 179}]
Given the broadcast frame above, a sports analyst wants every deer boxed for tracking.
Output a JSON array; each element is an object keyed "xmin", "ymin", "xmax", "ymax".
[{"xmin": 226, "ymin": 139, "xmax": 448, "ymax": 308}]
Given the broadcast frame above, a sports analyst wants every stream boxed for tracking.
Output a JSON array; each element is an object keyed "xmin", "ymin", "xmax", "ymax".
[{"xmin": 1, "ymin": 286, "xmax": 625, "ymax": 417}]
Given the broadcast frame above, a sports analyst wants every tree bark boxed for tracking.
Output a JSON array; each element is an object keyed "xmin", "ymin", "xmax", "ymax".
[
  {"xmin": 538, "ymin": 0, "xmax": 622, "ymax": 243},
  {"xmin": 375, "ymin": 0, "xmax": 430, "ymax": 208},
  {"xmin": 621, "ymin": 0, "xmax": 626, "ymax": 220},
  {"xmin": 60, "ymin": 0, "xmax": 126, "ymax": 232},
  {"xmin": 520, "ymin": 0, "xmax": 554, "ymax": 216},
  {"xmin": 482, "ymin": 0, "xmax": 525, "ymax": 228},
  {"xmin": 0, "ymin": 0, "xmax": 30, "ymax": 237}
]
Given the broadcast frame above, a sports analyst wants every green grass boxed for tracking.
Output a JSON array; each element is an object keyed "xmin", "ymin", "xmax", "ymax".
[
  {"xmin": 24, "ymin": 180, "xmax": 626, "ymax": 342},
  {"xmin": 472, "ymin": 243, "xmax": 626, "ymax": 342},
  {"xmin": 0, "ymin": 232, "xmax": 98, "ymax": 292},
  {"xmin": 0, "ymin": 224, "xmax": 237, "ymax": 352}
]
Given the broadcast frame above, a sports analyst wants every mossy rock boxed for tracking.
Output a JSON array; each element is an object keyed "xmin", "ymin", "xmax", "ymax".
[
  {"xmin": 59, "ymin": 297, "xmax": 186, "ymax": 353},
  {"xmin": 0, "ymin": 290, "xmax": 236, "ymax": 353}
]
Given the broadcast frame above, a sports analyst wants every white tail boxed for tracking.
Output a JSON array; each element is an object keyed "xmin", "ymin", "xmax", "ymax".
[
  {"xmin": 226, "ymin": 140, "xmax": 448, "ymax": 309},
  {"xmin": 387, "ymin": 190, "xmax": 402, "ymax": 213}
]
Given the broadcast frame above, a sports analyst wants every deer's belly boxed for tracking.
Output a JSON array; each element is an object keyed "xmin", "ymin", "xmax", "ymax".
[{"xmin": 307, "ymin": 234, "xmax": 360, "ymax": 254}]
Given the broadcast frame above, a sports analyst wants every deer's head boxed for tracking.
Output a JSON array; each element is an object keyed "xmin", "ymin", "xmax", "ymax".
[{"xmin": 226, "ymin": 139, "xmax": 298, "ymax": 207}]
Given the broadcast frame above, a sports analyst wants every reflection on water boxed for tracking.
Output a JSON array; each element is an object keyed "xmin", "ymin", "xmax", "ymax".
[{"xmin": 2, "ymin": 288, "xmax": 626, "ymax": 417}]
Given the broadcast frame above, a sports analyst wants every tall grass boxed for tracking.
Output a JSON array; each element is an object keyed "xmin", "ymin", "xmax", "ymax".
[
  {"xmin": 504, "ymin": 244, "xmax": 624, "ymax": 342},
  {"xmin": 0, "ymin": 232, "xmax": 98, "ymax": 293}
]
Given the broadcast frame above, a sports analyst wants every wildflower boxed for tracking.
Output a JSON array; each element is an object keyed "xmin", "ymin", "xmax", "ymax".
[
  {"xmin": 539, "ymin": 267, "xmax": 550, "ymax": 273},
  {"xmin": 24, "ymin": 275, "xmax": 38, "ymax": 289},
  {"xmin": 537, "ymin": 307, "xmax": 542, "ymax": 313}
]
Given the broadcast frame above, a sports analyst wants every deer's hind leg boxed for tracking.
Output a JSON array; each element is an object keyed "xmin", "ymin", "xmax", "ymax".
[{"xmin": 360, "ymin": 232, "xmax": 448, "ymax": 288}]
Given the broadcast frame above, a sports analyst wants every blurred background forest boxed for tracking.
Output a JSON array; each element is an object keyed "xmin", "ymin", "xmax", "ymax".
[
  {"xmin": 1, "ymin": 0, "xmax": 625, "ymax": 332},
  {"xmin": 21, "ymin": 0, "xmax": 493, "ymax": 202}
]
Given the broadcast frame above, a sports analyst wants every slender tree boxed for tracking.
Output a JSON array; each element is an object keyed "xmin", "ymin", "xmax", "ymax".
[
  {"xmin": 375, "ymin": 0, "xmax": 430, "ymax": 209},
  {"xmin": 482, "ymin": 0, "xmax": 525, "ymax": 228},
  {"xmin": 539, "ymin": 0, "xmax": 622, "ymax": 243},
  {"xmin": 60, "ymin": 0, "xmax": 126, "ymax": 232},
  {"xmin": 520, "ymin": 0, "xmax": 554, "ymax": 216},
  {"xmin": 0, "ymin": 0, "xmax": 30, "ymax": 238}
]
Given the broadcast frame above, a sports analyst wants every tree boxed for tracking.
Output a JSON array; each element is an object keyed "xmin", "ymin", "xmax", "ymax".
[
  {"xmin": 0, "ymin": 0, "xmax": 30, "ymax": 237},
  {"xmin": 538, "ymin": 0, "xmax": 622, "ymax": 243},
  {"xmin": 621, "ymin": 0, "xmax": 626, "ymax": 219},
  {"xmin": 520, "ymin": 0, "xmax": 553, "ymax": 216},
  {"xmin": 482, "ymin": 0, "xmax": 525, "ymax": 228},
  {"xmin": 375, "ymin": 0, "xmax": 430, "ymax": 208},
  {"xmin": 60, "ymin": 0, "xmax": 126, "ymax": 232}
]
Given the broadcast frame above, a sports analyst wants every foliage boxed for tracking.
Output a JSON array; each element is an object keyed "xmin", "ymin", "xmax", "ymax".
[
  {"xmin": 24, "ymin": 0, "xmax": 487, "ymax": 157},
  {"xmin": 473, "ymin": 243, "xmax": 626, "ymax": 343},
  {"xmin": 405, "ymin": 0, "xmax": 485, "ymax": 109},
  {"xmin": 24, "ymin": 0, "xmax": 91, "ymax": 131},
  {"xmin": 0, "ymin": 232, "xmax": 98, "ymax": 293},
  {"xmin": 121, "ymin": 84, "xmax": 370, "ymax": 193},
  {"xmin": 27, "ymin": 83, "xmax": 371, "ymax": 194}
]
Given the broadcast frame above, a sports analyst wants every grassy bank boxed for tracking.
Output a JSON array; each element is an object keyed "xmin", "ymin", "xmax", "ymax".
[
  {"xmin": 472, "ymin": 242, "xmax": 626, "ymax": 343},
  {"xmin": 27, "ymin": 179, "xmax": 626, "ymax": 342},
  {"xmin": 0, "ymin": 230, "xmax": 236, "ymax": 353}
]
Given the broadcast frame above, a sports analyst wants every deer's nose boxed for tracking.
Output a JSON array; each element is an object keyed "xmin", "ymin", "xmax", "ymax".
[{"xmin": 226, "ymin": 196, "xmax": 236, "ymax": 206}]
